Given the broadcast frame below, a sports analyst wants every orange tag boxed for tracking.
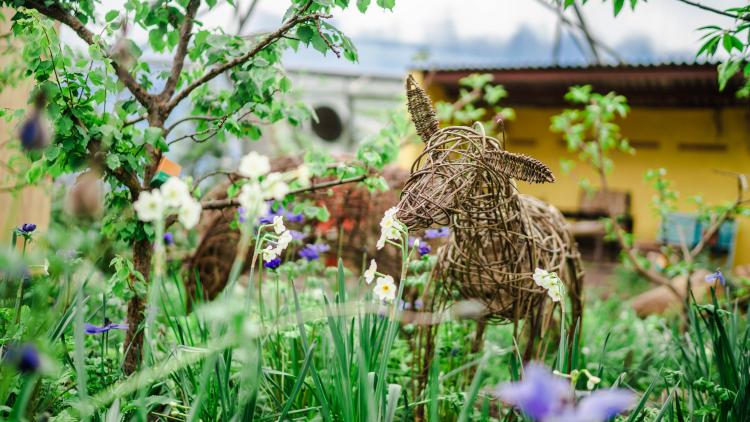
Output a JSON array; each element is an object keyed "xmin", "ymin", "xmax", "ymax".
[{"xmin": 156, "ymin": 157, "xmax": 181, "ymax": 178}]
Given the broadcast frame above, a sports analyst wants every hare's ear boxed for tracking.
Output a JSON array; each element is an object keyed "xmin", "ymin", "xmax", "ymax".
[
  {"xmin": 406, "ymin": 75, "xmax": 439, "ymax": 143},
  {"xmin": 494, "ymin": 150, "xmax": 555, "ymax": 183}
]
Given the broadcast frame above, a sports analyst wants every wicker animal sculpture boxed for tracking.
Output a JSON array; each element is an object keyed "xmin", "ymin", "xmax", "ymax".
[
  {"xmin": 397, "ymin": 76, "xmax": 584, "ymax": 361},
  {"xmin": 186, "ymin": 156, "xmax": 410, "ymax": 305}
]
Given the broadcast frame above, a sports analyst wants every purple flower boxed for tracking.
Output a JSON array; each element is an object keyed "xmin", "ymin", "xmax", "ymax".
[
  {"xmin": 424, "ymin": 227, "xmax": 450, "ymax": 239},
  {"xmin": 163, "ymin": 232, "xmax": 174, "ymax": 246},
  {"xmin": 2, "ymin": 343, "xmax": 40, "ymax": 374},
  {"xmin": 84, "ymin": 322, "xmax": 129, "ymax": 335},
  {"xmin": 414, "ymin": 298, "xmax": 424, "ymax": 310},
  {"xmin": 19, "ymin": 223, "xmax": 36, "ymax": 234},
  {"xmin": 285, "ymin": 211, "xmax": 305, "ymax": 223},
  {"xmin": 237, "ymin": 207, "xmax": 248, "ymax": 223},
  {"xmin": 417, "ymin": 243, "xmax": 432, "ymax": 256},
  {"xmin": 298, "ymin": 243, "xmax": 330, "ymax": 261},
  {"xmin": 575, "ymin": 389, "xmax": 636, "ymax": 421},
  {"xmin": 705, "ymin": 270, "xmax": 726, "ymax": 286},
  {"xmin": 264, "ymin": 257, "xmax": 282, "ymax": 269},
  {"xmin": 288, "ymin": 230, "xmax": 306, "ymax": 241},
  {"xmin": 494, "ymin": 362, "xmax": 571, "ymax": 420}
]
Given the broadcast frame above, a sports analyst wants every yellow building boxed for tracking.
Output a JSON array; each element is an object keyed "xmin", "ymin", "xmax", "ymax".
[{"xmin": 413, "ymin": 63, "xmax": 750, "ymax": 266}]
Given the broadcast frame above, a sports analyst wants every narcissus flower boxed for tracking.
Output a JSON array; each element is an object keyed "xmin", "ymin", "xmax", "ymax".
[
  {"xmin": 377, "ymin": 207, "xmax": 402, "ymax": 249},
  {"xmin": 533, "ymin": 268, "xmax": 564, "ymax": 302},
  {"xmin": 373, "ymin": 275, "xmax": 397, "ymax": 302},
  {"xmin": 364, "ymin": 259, "xmax": 377, "ymax": 284},
  {"xmin": 238, "ymin": 151, "xmax": 271, "ymax": 179},
  {"xmin": 160, "ymin": 177, "xmax": 191, "ymax": 208},
  {"xmin": 178, "ymin": 199, "xmax": 202, "ymax": 229},
  {"xmin": 262, "ymin": 172, "xmax": 290, "ymax": 200},
  {"xmin": 273, "ymin": 215, "xmax": 286, "ymax": 234},
  {"xmin": 134, "ymin": 190, "xmax": 165, "ymax": 222}
]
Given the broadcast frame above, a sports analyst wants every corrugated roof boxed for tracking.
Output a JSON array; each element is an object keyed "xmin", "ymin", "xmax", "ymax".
[{"xmin": 412, "ymin": 58, "xmax": 719, "ymax": 72}]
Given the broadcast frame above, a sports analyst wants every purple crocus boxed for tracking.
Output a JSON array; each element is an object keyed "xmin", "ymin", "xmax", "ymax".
[
  {"xmin": 424, "ymin": 227, "xmax": 450, "ymax": 239},
  {"xmin": 264, "ymin": 257, "xmax": 282, "ymax": 269},
  {"xmin": 19, "ymin": 223, "xmax": 36, "ymax": 234},
  {"xmin": 417, "ymin": 243, "xmax": 432, "ymax": 256},
  {"xmin": 298, "ymin": 243, "xmax": 331, "ymax": 261},
  {"xmin": 2, "ymin": 343, "xmax": 40, "ymax": 374},
  {"xmin": 705, "ymin": 270, "xmax": 726, "ymax": 286},
  {"xmin": 84, "ymin": 322, "xmax": 129, "ymax": 335},
  {"xmin": 574, "ymin": 389, "xmax": 636, "ymax": 421},
  {"xmin": 163, "ymin": 232, "xmax": 174, "ymax": 246},
  {"xmin": 495, "ymin": 362, "xmax": 635, "ymax": 422},
  {"xmin": 288, "ymin": 230, "xmax": 306, "ymax": 241},
  {"xmin": 495, "ymin": 362, "xmax": 571, "ymax": 420},
  {"xmin": 259, "ymin": 203, "xmax": 305, "ymax": 225}
]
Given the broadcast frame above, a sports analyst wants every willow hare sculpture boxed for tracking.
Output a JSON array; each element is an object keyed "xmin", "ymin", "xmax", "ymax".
[{"xmin": 396, "ymin": 76, "xmax": 584, "ymax": 383}]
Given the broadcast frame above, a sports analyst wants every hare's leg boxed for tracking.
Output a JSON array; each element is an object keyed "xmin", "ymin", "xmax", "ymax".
[{"xmin": 566, "ymin": 249, "xmax": 585, "ymax": 336}]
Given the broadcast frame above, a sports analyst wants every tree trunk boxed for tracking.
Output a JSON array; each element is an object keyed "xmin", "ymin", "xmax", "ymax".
[{"xmin": 123, "ymin": 236, "xmax": 152, "ymax": 374}]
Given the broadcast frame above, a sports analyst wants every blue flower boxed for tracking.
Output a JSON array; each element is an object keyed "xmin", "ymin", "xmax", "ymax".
[
  {"xmin": 3, "ymin": 343, "xmax": 40, "ymax": 374},
  {"xmin": 574, "ymin": 389, "xmax": 636, "ymax": 421},
  {"xmin": 705, "ymin": 270, "xmax": 726, "ymax": 286},
  {"xmin": 298, "ymin": 243, "xmax": 330, "ymax": 261},
  {"xmin": 285, "ymin": 211, "xmax": 305, "ymax": 223},
  {"xmin": 264, "ymin": 257, "xmax": 282, "ymax": 269},
  {"xmin": 495, "ymin": 363, "xmax": 635, "ymax": 422},
  {"xmin": 495, "ymin": 362, "xmax": 571, "ymax": 420},
  {"xmin": 164, "ymin": 232, "xmax": 174, "ymax": 246},
  {"xmin": 19, "ymin": 223, "xmax": 36, "ymax": 234},
  {"xmin": 259, "ymin": 203, "xmax": 305, "ymax": 225},
  {"xmin": 424, "ymin": 227, "xmax": 450, "ymax": 239},
  {"xmin": 417, "ymin": 243, "xmax": 432, "ymax": 256},
  {"xmin": 414, "ymin": 298, "xmax": 424, "ymax": 310},
  {"xmin": 289, "ymin": 230, "xmax": 306, "ymax": 241},
  {"xmin": 84, "ymin": 322, "xmax": 129, "ymax": 335}
]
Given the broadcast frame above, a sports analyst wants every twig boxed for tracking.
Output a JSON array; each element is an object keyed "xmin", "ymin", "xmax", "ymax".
[
  {"xmin": 26, "ymin": 1, "xmax": 154, "ymax": 107},
  {"xmin": 166, "ymin": 109, "xmax": 256, "ymax": 145},
  {"xmin": 571, "ymin": 2, "xmax": 602, "ymax": 65},
  {"xmin": 193, "ymin": 170, "xmax": 238, "ymax": 188},
  {"xmin": 200, "ymin": 174, "xmax": 368, "ymax": 210},
  {"xmin": 236, "ymin": 0, "xmax": 261, "ymax": 34},
  {"xmin": 165, "ymin": 1, "xmax": 323, "ymax": 113},
  {"xmin": 314, "ymin": 17, "xmax": 340, "ymax": 58},
  {"xmin": 674, "ymin": 0, "xmax": 750, "ymax": 22},
  {"xmin": 123, "ymin": 115, "xmax": 147, "ymax": 127},
  {"xmin": 158, "ymin": 0, "xmax": 200, "ymax": 102}
]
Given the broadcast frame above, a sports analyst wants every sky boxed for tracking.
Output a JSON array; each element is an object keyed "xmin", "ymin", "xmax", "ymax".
[{"xmin": 196, "ymin": 0, "xmax": 743, "ymax": 74}]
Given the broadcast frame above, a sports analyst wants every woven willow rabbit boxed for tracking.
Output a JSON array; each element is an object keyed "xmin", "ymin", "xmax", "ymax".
[{"xmin": 396, "ymin": 76, "xmax": 584, "ymax": 381}]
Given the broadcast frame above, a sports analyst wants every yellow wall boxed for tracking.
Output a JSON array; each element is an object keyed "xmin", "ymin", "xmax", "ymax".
[{"xmin": 421, "ymin": 82, "xmax": 750, "ymax": 266}]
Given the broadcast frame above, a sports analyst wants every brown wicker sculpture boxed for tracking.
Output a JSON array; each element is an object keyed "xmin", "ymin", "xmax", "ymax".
[
  {"xmin": 397, "ymin": 76, "xmax": 584, "ymax": 363},
  {"xmin": 186, "ymin": 156, "xmax": 409, "ymax": 304}
]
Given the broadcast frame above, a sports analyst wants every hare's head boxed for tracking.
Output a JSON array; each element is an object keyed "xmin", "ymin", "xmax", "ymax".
[{"xmin": 396, "ymin": 76, "xmax": 555, "ymax": 230}]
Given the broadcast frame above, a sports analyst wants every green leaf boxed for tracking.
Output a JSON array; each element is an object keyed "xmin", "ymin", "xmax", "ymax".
[
  {"xmin": 613, "ymin": 0, "xmax": 625, "ymax": 16},
  {"xmin": 357, "ymin": 0, "xmax": 371, "ymax": 12},
  {"xmin": 376, "ymin": 0, "xmax": 395, "ymax": 9},
  {"xmin": 297, "ymin": 25, "xmax": 314, "ymax": 44},
  {"xmin": 105, "ymin": 10, "xmax": 120, "ymax": 22},
  {"xmin": 148, "ymin": 29, "xmax": 165, "ymax": 52},
  {"xmin": 105, "ymin": 154, "xmax": 121, "ymax": 170}
]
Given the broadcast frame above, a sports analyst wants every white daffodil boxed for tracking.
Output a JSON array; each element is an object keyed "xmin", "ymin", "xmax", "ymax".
[
  {"xmin": 238, "ymin": 151, "xmax": 271, "ymax": 179},
  {"xmin": 373, "ymin": 275, "xmax": 397, "ymax": 302},
  {"xmin": 262, "ymin": 172, "xmax": 290, "ymax": 200},
  {"xmin": 376, "ymin": 207, "xmax": 402, "ymax": 250},
  {"xmin": 533, "ymin": 268, "xmax": 564, "ymax": 302},
  {"xmin": 296, "ymin": 164, "xmax": 312, "ymax": 188},
  {"xmin": 364, "ymin": 259, "xmax": 377, "ymax": 284},
  {"xmin": 134, "ymin": 190, "xmax": 165, "ymax": 222},
  {"xmin": 546, "ymin": 284, "xmax": 563, "ymax": 302},
  {"xmin": 262, "ymin": 245, "xmax": 278, "ymax": 261},
  {"xmin": 273, "ymin": 215, "xmax": 286, "ymax": 234},
  {"xmin": 160, "ymin": 177, "xmax": 191, "ymax": 208},
  {"xmin": 277, "ymin": 230, "xmax": 293, "ymax": 251},
  {"xmin": 178, "ymin": 199, "xmax": 202, "ymax": 229}
]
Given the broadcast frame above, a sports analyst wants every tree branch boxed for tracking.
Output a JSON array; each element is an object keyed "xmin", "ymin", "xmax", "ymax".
[
  {"xmin": 200, "ymin": 174, "xmax": 367, "ymax": 210},
  {"xmin": 674, "ymin": 0, "xmax": 750, "ymax": 22},
  {"xmin": 159, "ymin": 0, "xmax": 201, "ymax": 102},
  {"xmin": 165, "ymin": 2, "xmax": 322, "ymax": 113},
  {"xmin": 25, "ymin": 1, "xmax": 154, "ymax": 108}
]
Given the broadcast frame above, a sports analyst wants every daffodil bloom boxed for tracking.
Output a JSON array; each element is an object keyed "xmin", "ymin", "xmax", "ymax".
[
  {"xmin": 377, "ymin": 207, "xmax": 403, "ymax": 249},
  {"xmin": 273, "ymin": 215, "xmax": 286, "ymax": 235},
  {"xmin": 160, "ymin": 177, "xmax": 191, "ymax": 208},
  {"xmin": 178, "ymin": 199, "xmax": 202, "ymax": 229},
  {"xmin": 277, "ymin": 230, "xmax": 293, "ymax": 250},
  {"xmin": 533, "ymin": 268, "xmax": 564, "ymax": 302},
  {"xmin": 134, "ymin": 190, "xmax": 165, "ymax": 222},
  {"xmin": 262, "ymin": 172, "xmax": 290, "ymax": 200},
  {"xmin": 238, "ymin": 151, "xmax": 271, "ymax": 179},
  {"xmin": 364, "ymin": 259, "xmax": 377, "ymax": 284},
  {"xmin": 373, "ymin": 275, "xmax": 397, "ymax": 302}
]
